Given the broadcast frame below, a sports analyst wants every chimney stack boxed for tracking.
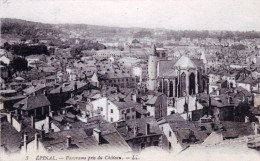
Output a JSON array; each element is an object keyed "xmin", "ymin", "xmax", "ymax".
[
  {"xmin": 228, "ymin": 97, "xmax": 232, "ymax": 104},
  {"xmin": 49, "ymin": 111, "xmax": 54, "ymax": 118},
  {"xmin": 66, "ymin": 136, "xmax": 72, "ymax": 148},
  {"xmin": 131, "ymin": 94, "xmax": 137, "ymax": 102},
  {"xmin": 245, "ymin": 116, "xmax": 249, "ymax": 123},
  {"xmin": 31, "ymin": 116, "xmax": 35, "ymax": 129},
  {"xmin": 40, "ymin": 130, "xmax": 45, "ymax": 140},
  {"xmin": 93, "ymin": 128, "xmax": 101, "ymax": 144},
  {"xmin": 24, "ymin": 133, "xmax": 28, "ymax": 152},
  {"xmin": 146, "ymin": 123, "xmax": 150, "ymax": 135},
  {"xmin": 126, "ymin": 125, "xmax": 129, "ymax": 132},
  {"xmin": 7, "ymin": 112, "xmax": 13, "ymax": 125},
  {"xmin": 35, "ymin": 133, "xmax": 39, "ymax": 151},
  {"xmin": 46, "ymin": 115, "xmax": 51, "ymax": 132},
  {"xmin": 134, "ymin": 123, "xmax": 138, "ymax": 137},
  {"xmin": 74, "ymin": 82, "xmax": 77, "ymax": 91},
  {"xmin": 216, "ymin": 90, "xmax": 220, "ymax": 96}
]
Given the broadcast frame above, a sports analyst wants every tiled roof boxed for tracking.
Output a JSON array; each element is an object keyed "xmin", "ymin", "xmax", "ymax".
[
  {"xmin": 41, "ymin": 122, "xmax": 131, "ymax": 153},
  {"xmin": 163, "ymin": 114, "xmax": 186, "ymax": 123},
  {"xmin": 13, "ymin": 95, "xmax": 51, "ymax": 110},
  {"xmin": 221, "ymin": 121, "xmax": 255, "ymax": 138},
  {"xmin": 174, "ymin": 56, "xmax": 196, "ymax": 68},
  {"xmin": 0, "ymin": 121, "xmax": 22, "ymax": 153},
  {"xmin": 116, "ymin": 117, "xmax": 163, "ymax": 140},
  {"xmin": 168, "ymin": 121, "xmax": 208, "ymax": 144},
  {"xmin": 158, "ymin": 60, "xmax": 176, "ymax": 77},
  {"xmin": 50, "ymin": 81, "xmax": 88, "ymax": 94}
]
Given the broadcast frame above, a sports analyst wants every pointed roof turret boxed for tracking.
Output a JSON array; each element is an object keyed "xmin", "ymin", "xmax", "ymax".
[{"xmin": 152, "ymin": 44, "xmax": 157, "ymax": 56}]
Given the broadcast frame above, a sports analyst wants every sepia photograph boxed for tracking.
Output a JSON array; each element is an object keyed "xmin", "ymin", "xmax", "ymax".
[{"xmin": 0, "ymin": 0, "xmax": 260, "ymax": 161}]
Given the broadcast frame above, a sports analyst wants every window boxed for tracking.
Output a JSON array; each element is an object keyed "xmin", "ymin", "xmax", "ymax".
[
  {"xmin": 161, "ymin": 126, "xmax": 163, "ymax": 131},
  {"xmin": 132, "ymin": 115, "xmax": 135, "ymax": 119},
  {"xmin": 126, "ymin": 109, "xmax": 130, "ymax": 113},
  {"xmin": 153, "ymin": 141, "xmax": 159, "ymax": 146},
  {"xmin": 141, "ymin": 143, "xmax": 145, "ymax": 149},
  {"xmin": 100, "ymin": 107, "xmax": 103, "ymax": 111},
  {"xmin": 126, "ymin": 116, "xmax": 130, "ymax": 120},
  {"xmin": 121, "ymin": 110, "xmax": 125, "ymax": 114},
  {"xmin": 110, "ymin": 118, "xmax": 113, "ymax": 122},
  {"xmin": 111, "ymin": 109, "xmax": 113, "ymax": 113},
  {"xmin": 169, "ymin": 131, "xmax": 172, "ymax": 137},
  {"xmin": 131, "ymin": 108, "xmax": 135, "ymax": 112},
  {"xmin": 169, "ymin": 142, "xmax": 172, "ymax": 150}
]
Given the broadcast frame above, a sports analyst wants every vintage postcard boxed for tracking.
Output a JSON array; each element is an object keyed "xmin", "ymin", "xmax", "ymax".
[{"xmin": 0, "ymin": 0, "xmax": 260, "ymax": 161}]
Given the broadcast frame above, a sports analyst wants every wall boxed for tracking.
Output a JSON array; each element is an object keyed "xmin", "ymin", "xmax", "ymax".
[
  {"xmin": 91, "ymin": 97, "xmax": 108, "ymax": 120},
  {"xmin": 146, "ymin": 105, "xmax": 155, "ymax": 117},
  {"xmin": 154, "ymin": 94, "xmax": 167, "ymax": 120},
  {"xmin": 254, "ymin": 93, "xmax": 260, "ymax": 107},
  {"xmin": 159, "ymin": 123, "xmax": 183, "ymax": 154},
  {"xmin": 107, "ymin": 101, "xmax": 120, "ymax": 122},
  {"xmin": 7, "ymin": 113, "xmax": 22, "ymax": 132}
]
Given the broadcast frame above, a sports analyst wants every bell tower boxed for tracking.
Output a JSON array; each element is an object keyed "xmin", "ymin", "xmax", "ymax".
[{"xmin": 147, "ymin": 44, "xmax": 158, "ymax": 91}]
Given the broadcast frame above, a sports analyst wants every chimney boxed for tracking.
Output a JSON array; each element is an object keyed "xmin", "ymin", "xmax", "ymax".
[
  {"xmin": 146, "ymin": 123, "xmax": 150, "ymax": 135},
  {"xmin": 126, "ymin": 125, "xmax": 129, "ymax": 132},
  {"xmin": 40, "ymin": 129, "xmax": 45, "ymax": 140},
  {"xmin": 46, "ymin": 115, "xmax": 50, "ymax": 130},
  {"xmin": 93, "ymin": 128, "xmax": 101, "ymax": 144},
  {"xmin": 220, "ymin": 131, "xmax": 223, "ymax": 142},
  {"xmin": 252, "ymin": 122, "xmax": 259, "ymax": 135},
  {"xmin": 24, "ymin": 133, "xmax": 28, "ymax": 152},
  {"xmin": 227, "ymin": 97, "xmax": 232, "ymax": 104},
  {"xmin": 49, "ymin": 111, "xmax": 54, "ymax": 117},
  {"xmin": 35, "ymin": 133, "xmax": 39, "ymax": 151},
  {"xmin": 245, "ymin": 116, "xmax": 249, "ymax": 123},
  {"xmin": 31, "ymin": 116, "xmax": 35, "ymax": 129},
  {"xmin": 216, "ymin": 90, "xmax": 220, "ymax": 96},
  {"xmin": 74, "ymin": 82, "xmax": 77, "ymax": 91},
  {"xmin": 134, "ymin": 123, "xmax": 138, "ymax": 137},
  {"xmin": 131, "ymin": 94, "xmax": 137, "ymax": 102},
  {"xmin": 66, "ymin": 136, "xmax": 72, "ymax": 148}
]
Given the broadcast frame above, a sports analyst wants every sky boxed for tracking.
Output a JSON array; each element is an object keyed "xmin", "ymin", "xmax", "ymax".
[{"xmin": 1, "ymin": 0, "xmax": 260, "ymax": 31}]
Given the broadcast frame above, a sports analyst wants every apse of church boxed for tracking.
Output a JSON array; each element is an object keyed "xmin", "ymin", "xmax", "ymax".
[{"xmin": 148, "ymin": 45, "xmax": 207, "ymax": 98}]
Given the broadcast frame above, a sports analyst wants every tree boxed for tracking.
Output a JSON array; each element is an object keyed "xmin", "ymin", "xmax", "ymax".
[
  {"xmin": 9, "ymin": 57, "xmax": 28, "ymax": 72},
  {"xmin": 234, "ymin": 102, "xmax": 258, "ymax": 122}
]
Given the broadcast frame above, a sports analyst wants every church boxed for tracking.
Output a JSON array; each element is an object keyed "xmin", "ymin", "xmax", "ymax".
[{"xmin": 147, "ymin": 45, "xmax": 208, "ymax": 98}]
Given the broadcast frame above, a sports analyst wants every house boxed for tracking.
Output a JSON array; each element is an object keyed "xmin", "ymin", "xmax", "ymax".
[
  {"xmin": 13, "ymin": 95, "xmax": 51, "ymax": 118},
  {"xmin": 252, "ymin": 89, "xmax": 260, "ymax": 107},
  {"xmin": 87, "ymin": 72, "xmax": 99, "ymax": 87},
  {"xmin": 236, "ymin": 73, "xmax": 259, "ymax": 92},
  {"xmin": 48, "ymin": 81, "xmax": 88, "ymax": 110},
  {"xmin": 0, "ymin": 55, "xmax": 10, "ymax": 65},
  {"xmin": 116, "ymin": 117, "xmax": 164, "ymax": 152},
  {"xmin": 158, "ymin": 114, "xmax": 208, "ymax": 154},
  {"xmin": 25, "ymin": 55, "xmax": 46, "ymax": 68},
  {"xmin": 208, "ymin": 80, "xmax": 228, "ymax": 94},
  {"xmin": 172, "ymin": 95, "xmax": 205, "ymax": 121},
  {"xmin": 145, "ymin": 92, "xmax": 167, "ymax": 120},
  {"xmin": 90, "ymin": 93, "xmax": 142, "ymax": 123},
  {"xmin": 0, "ymin": 77, "xmax": 5, "ymax": 89}
]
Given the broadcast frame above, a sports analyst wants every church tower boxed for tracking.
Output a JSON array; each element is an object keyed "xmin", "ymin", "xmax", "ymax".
[{"xmin": 147, "ymin": 44, "xmax": 158, "ymax": 91}]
